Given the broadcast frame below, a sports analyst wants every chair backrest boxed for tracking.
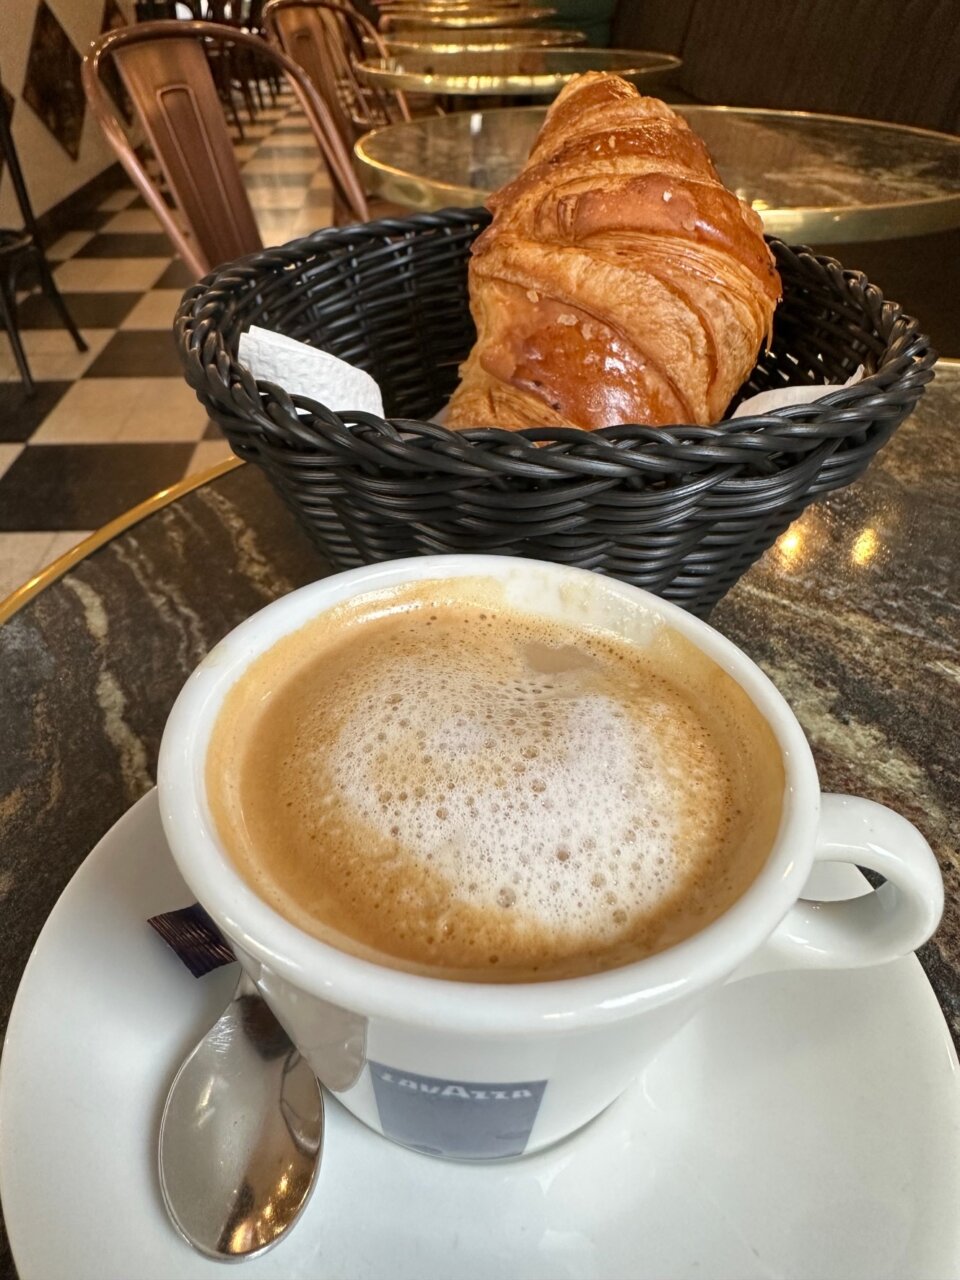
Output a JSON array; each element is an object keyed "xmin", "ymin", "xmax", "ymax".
[
  {"xmin": 263, "ymin": 0, "xmax": 410, "ymax": 155},
  {"xmin": 83, "ymin": 19, "xmax": 368, "ymax": 278}
]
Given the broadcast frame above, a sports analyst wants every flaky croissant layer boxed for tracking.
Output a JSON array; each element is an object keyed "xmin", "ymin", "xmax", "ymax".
[{"xmin": 446, "ymin": 73, "xmax": 781, "ymax": 432}]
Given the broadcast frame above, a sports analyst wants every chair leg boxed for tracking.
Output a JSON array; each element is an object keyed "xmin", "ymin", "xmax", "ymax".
[
  {"xmin": 252, "ymin": 61, "xmax": 265, "ymax": 112},
  {"xmin": 239, "ymin": 74, "xmax": 256, "ymax": 123},
  {"xmin": 208, "ymin": 49, "xmax": 245, "ymax": 141},
  {"xmin": 34, "ymin": 251, "xmax": 88, "ymax": 353},
  {"xmin": 0, "ymin": 270, "xmax": 35, "ymax": 396},
  {"xmin": 230, "ymin": 91, "xmax": 246, "ymax": 140},
  {"xmin": 225, "ymin": 47, "xmax": 256, "ymax": 123}
]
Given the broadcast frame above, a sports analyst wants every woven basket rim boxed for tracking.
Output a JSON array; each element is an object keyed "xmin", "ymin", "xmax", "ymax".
[{"xmin": 176, "ymin": 209, "xmax": 936, "ymax": 461}]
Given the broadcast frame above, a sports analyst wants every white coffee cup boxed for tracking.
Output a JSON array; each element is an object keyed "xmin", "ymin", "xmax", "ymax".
[{"xmin": 158, "ymin": 556, "xmax": 943, "ymax": 1161}]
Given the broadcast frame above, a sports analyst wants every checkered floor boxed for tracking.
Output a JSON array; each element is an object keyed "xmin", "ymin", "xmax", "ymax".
[{"xmin": 0, "ymin": 90, "xmax": 333, "ymax": 599}]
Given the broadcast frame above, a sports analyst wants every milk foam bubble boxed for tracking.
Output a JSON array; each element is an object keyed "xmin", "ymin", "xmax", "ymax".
[{"xmin": 323, "ymin": 654, "xmax": 680, "ymax": 945}]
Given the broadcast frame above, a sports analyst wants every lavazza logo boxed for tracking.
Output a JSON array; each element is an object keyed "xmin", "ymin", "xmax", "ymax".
[{"xmin": 374, "ymin": 1068, "xmax": 536, "ymax": 1101}]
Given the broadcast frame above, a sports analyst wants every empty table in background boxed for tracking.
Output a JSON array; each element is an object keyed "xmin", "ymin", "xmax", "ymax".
[
  {"xmin": 379, "ymin": 0, "xmax": 555, "ymax": 11},
  {"xmin": 377, "ymin": 28, "xmax": 587, "ymax": 53},
  {"xmin": 357, "ymin": 48, "xmax": 681, "ymax": 97},
  {"xmin": 380, "ymin": 0, "xmax": 552, "ymax": 9},
  {"xmin": 382, "ymin": 8, "xmax": 557, "ymax": 32},
  {"xmin": 355, "ymin": 105, "xmax": 960, "ymax": 241}
]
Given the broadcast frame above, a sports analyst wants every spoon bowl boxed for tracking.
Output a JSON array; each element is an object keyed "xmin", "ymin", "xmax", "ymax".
[{"xmin": 158, "ymin": 971, "xmax": 324, "ymax": 1259}]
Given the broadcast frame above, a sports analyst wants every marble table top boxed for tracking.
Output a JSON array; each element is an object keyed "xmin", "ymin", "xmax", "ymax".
[
  {"xmin": 1, "ymin": 361, "xmax": 958, "ymax": 1274},
  {"xmin": 355, "ymin": 105, "xmax": 960, "ymax": 239},
  {"xmin": 357, "ymin": 47, "xmax": 680, "ymax": 96}
]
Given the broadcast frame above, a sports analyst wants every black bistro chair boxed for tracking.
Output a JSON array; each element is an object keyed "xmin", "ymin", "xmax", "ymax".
[{"xmin": 0, "ymin": 87, "xmax": 87, "ymax": 395}]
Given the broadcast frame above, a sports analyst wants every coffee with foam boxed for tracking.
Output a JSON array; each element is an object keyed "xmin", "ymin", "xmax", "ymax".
[{"xmin": 207, "ymin": 577, "xmax": 784, "ymax": 982}]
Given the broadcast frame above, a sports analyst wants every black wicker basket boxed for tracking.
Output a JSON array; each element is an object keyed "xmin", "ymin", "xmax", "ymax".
[{"xmin": 176, "ymin": 208, "xmax": 935, "ymax": 617}]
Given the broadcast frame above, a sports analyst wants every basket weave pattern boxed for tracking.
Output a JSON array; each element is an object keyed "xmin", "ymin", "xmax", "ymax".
[{"xmin": 177, "ymin": 208, "xmax": 935, "ymax": 617}]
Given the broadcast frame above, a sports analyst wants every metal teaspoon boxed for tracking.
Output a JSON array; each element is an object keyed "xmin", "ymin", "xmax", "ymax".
[{"xmin": 158, "ymin": 971, "xmax": 324, "ymax": 1260}]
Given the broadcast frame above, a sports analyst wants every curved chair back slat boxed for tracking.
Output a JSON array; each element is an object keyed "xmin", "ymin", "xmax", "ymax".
[
  {"xmin": 83, "ymin": 19, "xmax": 368, "ymax": 278},
  {"xmin": 113, "ymin": 34, "xmax": 260, "ymax": 275}
]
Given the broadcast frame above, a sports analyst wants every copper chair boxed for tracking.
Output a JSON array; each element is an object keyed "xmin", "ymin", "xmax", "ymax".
[
  {"xmin": 82, "ymin": 20, "xmax": 368, "ymax": 279},
  {"xmin": 262, "ymin": 0, "xmax": 410, "ymax": 155}
]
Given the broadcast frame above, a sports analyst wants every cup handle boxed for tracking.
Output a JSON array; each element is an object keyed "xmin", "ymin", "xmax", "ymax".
[{"xmin": 749, "ymin": 794, "xmax": 943, "ymax": 975}]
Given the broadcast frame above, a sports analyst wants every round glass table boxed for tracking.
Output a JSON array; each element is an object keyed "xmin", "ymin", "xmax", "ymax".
[
  {"xmin": 357, "ymin": 48, "xmax": 681, "ymax": 97},
  {"xmin": 378, "ymin": 28, "xmax": 587, "ymax": 53},
  {"xmin": 355, "ymin": 105, "xmax": 960, "ymax": 241},
  {"xmin": 382, "ymin": 7, "xmax": 556, "ymax": 30}
]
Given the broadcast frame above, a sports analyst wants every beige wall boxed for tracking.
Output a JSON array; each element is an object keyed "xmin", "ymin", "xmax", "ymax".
[{"xmin": 0, "ymin": 0, "xmax": 137, "ymax": 225}]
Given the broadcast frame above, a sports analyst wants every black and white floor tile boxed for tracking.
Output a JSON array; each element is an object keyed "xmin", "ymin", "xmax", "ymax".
[{"xmin": 0, "ymin": 90, "xmax": 333, "ymax": 598}]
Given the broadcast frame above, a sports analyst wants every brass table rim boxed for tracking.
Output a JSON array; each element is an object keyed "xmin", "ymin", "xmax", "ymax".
[
  {"xmin": 0, "ymin": 457, "xmax": 244, "ymax": 626},
  {"xmin": 355, "ymin": 104, "xmax": 960, "ymax": 239},
  {"xmin": 356, "ymin": 50, "xmax": 681, "ymax": 95},
  {"xmin": 381, "ymin": 2, "xmax": 553, "ymax": 9},
  {"xmin": 378, "ymin": 31, "xmax": 588, "ymax": 52},
  {"xmin": 383, "ymin": 9, "xmax": 556, "ymax": 29},
  {"xmin": 2, "ymin": 358, "xmax": 958, "ymax": 626}
]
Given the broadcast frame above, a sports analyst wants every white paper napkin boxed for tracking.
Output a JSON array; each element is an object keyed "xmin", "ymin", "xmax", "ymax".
[
  {"xmin": 238, "ymin": 325, "xmax": 384, "ymax": 416},
  {"xmin": 237, "ymin": 325, "xmax": 863, "ymax": 426},
  {"xmin": 731, "ymin": 365, "xmax": 864, "ymax": 418}
]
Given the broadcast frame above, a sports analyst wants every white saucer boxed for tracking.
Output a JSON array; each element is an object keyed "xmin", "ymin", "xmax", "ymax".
[{"xmin": 2, "ymin": 791, "xmax": 959, "ymax": 1280}]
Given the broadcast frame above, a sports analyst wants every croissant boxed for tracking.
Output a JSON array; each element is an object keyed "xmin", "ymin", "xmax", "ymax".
[{"xmin": 446, "ymin": 74, "xmax": 782, "ymax": 431}]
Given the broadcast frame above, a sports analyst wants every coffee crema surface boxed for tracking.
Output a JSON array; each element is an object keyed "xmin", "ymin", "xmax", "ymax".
[{"xmin": 207, "ymin": 578, "xmax": 784, "ymax": 981}]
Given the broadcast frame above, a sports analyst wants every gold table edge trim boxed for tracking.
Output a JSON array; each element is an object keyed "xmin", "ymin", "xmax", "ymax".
[
  {"xmin": 379, "ymin": 36, "xmax": 587, "ymax": 52},
  {"xmin": 2, "ymin": 358, "xmax": 956, "ymax": 627},
  {"xmin": 383, "ymin": 13, "xmax": 556, "ymax": 31},
  {"xmin": 0, "ymin": 457, "xmax": 245, "ymax": 626}
]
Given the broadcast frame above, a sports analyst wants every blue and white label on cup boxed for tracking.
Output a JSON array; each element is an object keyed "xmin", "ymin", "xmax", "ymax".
[{"xmin": 369, "ymin": 1062, "xmax": 548, "ymax": 1159}]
